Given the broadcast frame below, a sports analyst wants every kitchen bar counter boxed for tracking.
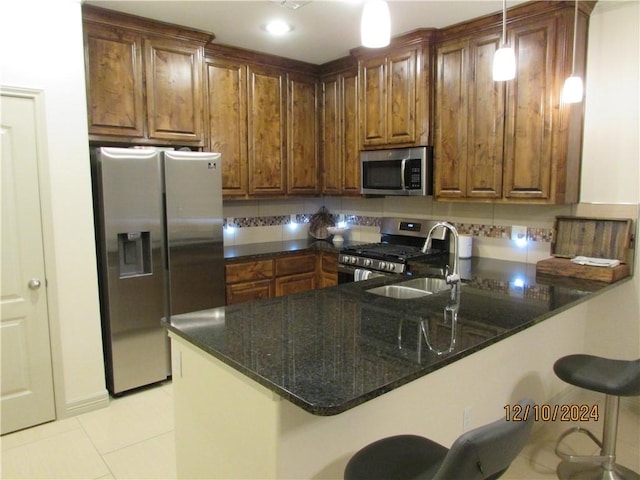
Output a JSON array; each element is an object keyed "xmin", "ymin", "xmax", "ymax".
[
  {"xmin": 166, "ymin": 257, "xmax": 627, "ymax": 416},
  {"xmin": 166, "ymin": 256, "xmax": 631, "ymax": 479}
]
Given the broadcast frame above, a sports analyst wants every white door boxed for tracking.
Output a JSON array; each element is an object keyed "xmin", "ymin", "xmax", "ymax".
[{"xmin": 1, "ymin": 88, "xmax": 56, "ymax": 434}]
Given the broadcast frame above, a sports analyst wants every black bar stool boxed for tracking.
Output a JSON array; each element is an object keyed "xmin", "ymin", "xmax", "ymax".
[
  {"xmin": 344, "ymin": 398, "xmax": 535, "ymax": 480},
  {"xmin": 553, "ymin": 354, "xmax": 640, "ymax": 480}
]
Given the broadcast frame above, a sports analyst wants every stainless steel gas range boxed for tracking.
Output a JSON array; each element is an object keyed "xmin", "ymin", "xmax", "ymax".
[{"xmin": 337, "ymin": 217, "xmax": 450, "ymax": 283}]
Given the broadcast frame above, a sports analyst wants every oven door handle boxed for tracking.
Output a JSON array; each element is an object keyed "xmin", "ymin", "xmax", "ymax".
[{"xmin": 400, "ymin": 158, "xmax": 408, "ymax": 191}]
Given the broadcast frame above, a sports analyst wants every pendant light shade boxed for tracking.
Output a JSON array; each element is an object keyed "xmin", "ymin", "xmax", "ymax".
[
  {"xmin": 493, "ymin": 0, "xmax": 515, "ymax": 81},
  {"xmin": 562, "ymin": 0, "xmax": 584, "ymax": 104},
  {"xmin": 361, "ymin": 0, "xmax": 390, "ymax": 48},
  {"xmin": 493, "ymin": 47, "xmax": 516, "ymax": 81}
]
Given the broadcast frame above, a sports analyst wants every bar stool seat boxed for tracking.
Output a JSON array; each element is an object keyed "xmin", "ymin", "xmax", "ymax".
[
  {"xmin": 553, "ymin": 354, "xmax": 640, "ymax": 480},
  {"xmin": 344, "ymin": 398, "xmax": 535, "ymax": 480}
]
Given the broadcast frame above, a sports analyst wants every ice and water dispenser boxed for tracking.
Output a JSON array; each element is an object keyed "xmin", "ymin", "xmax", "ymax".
[{"xmin": 118, "ymin": 232, "xmax": 152, "ymax": 278}]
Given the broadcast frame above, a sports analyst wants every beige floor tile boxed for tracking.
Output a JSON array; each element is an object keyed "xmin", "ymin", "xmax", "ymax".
[
  {"xmin": 1, "ymin": 417, "xmax": 81, "ymax": 451},
  {"xmin": 0, "ymin": 429, "xmax": 110, "ymax": 479},
  {"xmin": 501, "ymin": 455, "xmax": 559, "ymax": 479},
  {"xmin": 103, "ymin": 432, "xmax": 176, "ymax": 479},
  {"xmin": 78, "ymin": 385, "xmax": 174, "ymax": 455}
]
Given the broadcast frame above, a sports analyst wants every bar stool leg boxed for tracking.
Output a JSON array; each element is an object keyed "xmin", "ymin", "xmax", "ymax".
[{"xmin": 557, "ymin": 395, "xmax": 639, "ymax": 480}]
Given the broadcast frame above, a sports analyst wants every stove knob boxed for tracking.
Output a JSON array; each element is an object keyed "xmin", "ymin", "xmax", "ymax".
[
  {"xmin": 387, "ymin": 263, "xmax": 395, "ymax": 272},
  {"xmin": 364, "ymin": 259, "xmax": 372, "ymax": 267},
  {"xmin": 351, "ymin": 256, "xmax": 359, "ymax": 265},
  {"xmin": 379, "ymin": 261, "xmax": 386, "ymax": 270}
]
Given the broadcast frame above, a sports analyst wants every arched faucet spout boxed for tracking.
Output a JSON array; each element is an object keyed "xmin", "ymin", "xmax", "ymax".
[{"xmin": 422, "ymin": 222, "xmax": 461, "ymax": 297}]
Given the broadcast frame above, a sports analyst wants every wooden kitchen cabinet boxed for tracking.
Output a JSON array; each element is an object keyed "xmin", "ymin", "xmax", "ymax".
[
  {"xmin": 206, "ymin": 44, "xmax": 320, "ymax": 198},
  {"xmin": 287, "ymin": 72, "xmax": 319, "ymax": 195},
  {"xmin": 434, "ymin": 1, "xmax": 593, "ymax": 204},
  {"xmin": 84, "ymin": 23, "xmax": 145, "ymax": 139},
  {"xmin": 317, "ymin": 251, "xmax": 338, "ymax": 288},
  {"xmin": 225, "ymin": 258, "xmax": 274, "ymax": 305},
  {"xmin": 352, "ymin": 30, "xmax": 434, "ymax": 149},
  {"xmin": 321, "ymin": 60, "xmax": 360, "ymax": 195},
  {"xmin": 144, "ymin": 37, "xmax": 204, "ymax": 144},
  {"xmin": 247, "ymin": 64, "xmax": 287, "ymax": 195},
  {"xmin": 275, "ymin": 253, "xmax": 318, "ymax": 296},
  {"xmin": 83, "ymin": 6, "xmax": 208, "ymax": 146},
  {"xmin": 225, "ymin": 251, "xmax": 336, "ymax": 305},
  {"xmin": 206, "ymin": 57, "xmax": 249, "ymax": 197}
]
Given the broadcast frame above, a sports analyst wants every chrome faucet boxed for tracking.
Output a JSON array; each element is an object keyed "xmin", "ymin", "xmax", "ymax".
[{"xmin": 422, "ymin": 221, "xmax": 461, "ymax": 297}]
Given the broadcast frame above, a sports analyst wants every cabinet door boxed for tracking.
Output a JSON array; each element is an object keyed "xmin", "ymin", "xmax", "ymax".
[
  {"xmin": 225, "ymin": 259, "xmax": 274, "ymax": 284},
  {"xmin": 360, "ymin": 57, "xmax": 386, "ymax": 147},
  {"xmin": 342, "ymin": 69, "xmax": 361, "ymax": 195},
  {"xmin": 321, "ymin": 75, "xmax": 341, "ymax": 194},
  {"xmin": 84, "ymin": 23, "xmax": 144, "ymax": 138},
  {"xmin": 275, "ymin": 272, "xmax": 317, "ymax": 297},
  {"xmin": 247, "ymin": 65, "xmax": 286, "ymax": 195},
  {"xmin": 386, "ymin": 49, "xmax": 417, "ymax": 145},
  {"xmin": 226, "ymin": 280, "xmax": 273, "ymax": 305},
  {"xmin": 467, "ymin": 33, "xmax": 505, "ymax": 199},
  {"xmin": 434, "ymin": 39, "xmax": 468, "ymax": 199},
  {"xmin": 503, "ymin": 18, "xmax": 556, "ymax": 200},
  {"xmin": 287, "ymin": 73, "xmax": 319, "ymax": 194},
  {"xmin": 145, "ymin": 37, "xmax": 204, "ymax": 144},
  {"xmin": 207, "ymin": 58, "xmax": 248, "ymax": 196}
]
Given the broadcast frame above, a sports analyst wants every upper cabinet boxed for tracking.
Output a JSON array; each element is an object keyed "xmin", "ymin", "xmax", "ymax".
[
  {"xmin": 320, "ymin": 58, "xmax": 360, "ymax": 195},
  {"xmin": 434, "ymin": 1, "xmax": 593, "ymax": 204},
  {"xmin": 83, "ymin": 6, "xmax": 209, "ymax": 146},
  {"xmin": 352, "ymin": 30, "xmax": 435, "ymax": 150},
  {"xmin": 205, "ymin": 45, "xmax": 319, "ymax": 198}
]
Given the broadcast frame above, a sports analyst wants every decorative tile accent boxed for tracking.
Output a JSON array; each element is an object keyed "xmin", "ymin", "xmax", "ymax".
[{"xmin": 224, "ymin": 215, "xmax": 554, "ymax": 244}]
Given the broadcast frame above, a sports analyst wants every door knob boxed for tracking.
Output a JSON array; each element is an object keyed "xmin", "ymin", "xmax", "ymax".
[{"xmin": 28, "ymin": 279, "xmax": 42, "ymax": 290}]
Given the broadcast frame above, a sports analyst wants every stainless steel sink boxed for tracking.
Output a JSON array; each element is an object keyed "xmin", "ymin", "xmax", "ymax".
[{"xmin": 366, "ymin": 277, "xmax": 450, "ymax": 299}]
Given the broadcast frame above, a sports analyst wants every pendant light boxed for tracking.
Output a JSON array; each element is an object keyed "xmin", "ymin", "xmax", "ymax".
[
  {"xmin": 561, "ymin": 0, "xmax": 584, "ymax": 103},
  {"xmin": 493, "ymin": 0, "xmax": 516, "ymax": 81},
  {"xmin": 361, "ymin": 0, "xmax": 390, "ymax": 48}
]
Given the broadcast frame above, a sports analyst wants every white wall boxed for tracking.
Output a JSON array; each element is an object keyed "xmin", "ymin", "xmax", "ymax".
[
  {"xmin": 581, "ymin": 0, "xmax": 640, "ymax": 205},
  {"xmin": 579, "ymin": 0, "xmax": 640, "ymax": 361},
  {"xmin": 0, "ymin": 0, "xmax": 109, "ymax": 415}
]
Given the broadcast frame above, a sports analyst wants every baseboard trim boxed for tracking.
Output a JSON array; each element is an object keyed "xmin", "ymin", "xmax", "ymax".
[{"xmin": 63, "ymin": 389, "xmax": 110, "ymax": 417}]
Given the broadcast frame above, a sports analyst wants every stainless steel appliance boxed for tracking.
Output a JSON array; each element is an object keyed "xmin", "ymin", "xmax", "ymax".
[
  {"xmin": 91, "ymin": 147, "xmax": 225, "ymax": 394},
  {"xmin": 361, "ymin": 146, "xmax": 433, "ymax": 196},
  {"xmin": 338, "ymin": 217, "xmax": 448, "ymax": 283}
]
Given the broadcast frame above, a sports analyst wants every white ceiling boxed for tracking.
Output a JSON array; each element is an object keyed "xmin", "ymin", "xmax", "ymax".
[{"xmin": 83, "ymin": 0, "xmax": 530, "ymax": 65}]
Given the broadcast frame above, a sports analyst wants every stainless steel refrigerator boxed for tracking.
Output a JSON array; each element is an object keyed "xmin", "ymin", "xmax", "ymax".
[{"xmin": 91, "ymin": 147, "xmax": 225, "ymax": 394}]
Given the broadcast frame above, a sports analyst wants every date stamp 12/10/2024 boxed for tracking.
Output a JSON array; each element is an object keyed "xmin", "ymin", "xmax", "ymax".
[{"xmin": 505, "ymin": 404, "xmax": 599, "ymax": 422}]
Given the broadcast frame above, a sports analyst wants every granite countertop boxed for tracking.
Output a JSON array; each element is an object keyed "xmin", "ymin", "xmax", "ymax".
[
  {"xmin": 166, "ymin": 257, "xmax": 630, "ymax": 416},
  {"xmin": 224, "ymin": 238, "xmax": 350, "ymax": 260}
]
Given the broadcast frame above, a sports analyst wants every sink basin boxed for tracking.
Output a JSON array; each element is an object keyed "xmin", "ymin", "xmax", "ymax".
[{"xmin": 366, "ymin": 277, "xmax": 450, "ymax": 299}]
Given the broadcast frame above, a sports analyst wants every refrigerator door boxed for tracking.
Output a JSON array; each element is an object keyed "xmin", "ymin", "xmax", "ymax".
[
  {"xmin": 163, "ymin": 151, "xmax": 225, "ymax": 315},
  {"xmin": 93, "ymin": 147, "xmax": 169, "ymax": 394}
]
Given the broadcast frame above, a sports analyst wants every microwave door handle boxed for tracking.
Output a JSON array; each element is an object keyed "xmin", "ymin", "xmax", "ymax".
[{"xmin": 400, "ymin": 158, "xmax": 408, "ymax": 191}]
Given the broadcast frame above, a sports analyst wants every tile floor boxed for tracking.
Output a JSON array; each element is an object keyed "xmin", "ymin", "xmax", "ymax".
[{"xmin": 1, "ymin": 382, "xmax": 638, "ymax": 479}]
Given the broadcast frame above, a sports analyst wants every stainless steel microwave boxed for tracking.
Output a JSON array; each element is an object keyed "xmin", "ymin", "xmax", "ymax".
[{"xmin": 360, "ymin": 146, "xmax": 433, "ymax": 196}]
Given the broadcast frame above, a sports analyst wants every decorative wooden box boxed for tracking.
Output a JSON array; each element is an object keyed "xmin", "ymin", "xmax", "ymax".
[{"xmin": 536, "ymin": 216, "xmax": 633, "ymax": 283}]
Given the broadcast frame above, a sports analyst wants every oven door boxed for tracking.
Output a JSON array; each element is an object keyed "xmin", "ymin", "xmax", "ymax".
[{"xmin": 338, "ymin": 264, "xmax": 389, "ymax": 284}]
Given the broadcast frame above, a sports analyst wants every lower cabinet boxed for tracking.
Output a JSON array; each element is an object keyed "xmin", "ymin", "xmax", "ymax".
[{"xmin": 225, "ymin": 250, "xmax": 337, "ymax": 305}]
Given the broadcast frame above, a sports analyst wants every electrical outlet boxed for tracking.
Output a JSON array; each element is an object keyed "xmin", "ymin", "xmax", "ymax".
[
  {"xmin": 511, "ymin": 225, "xmax": 527, "ymax": 241},
  {"xmin": 463, "ymin": 406, "xmax": 473, "ymax": 432}
]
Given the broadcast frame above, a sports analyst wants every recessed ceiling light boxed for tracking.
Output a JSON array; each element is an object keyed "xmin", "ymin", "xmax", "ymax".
[{"xmin": 265, "ymin": 19, "xmax": 293, "ymax": 35}]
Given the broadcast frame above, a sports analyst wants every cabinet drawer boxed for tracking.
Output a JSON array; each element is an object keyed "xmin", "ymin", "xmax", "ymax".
[
  {"xmin": 225, "ymin": 259, "xmax": 274, "ymax": 284},
  {"xmin": 226, "ymin": 280, "xmax": 273, "ymax": 305},
  {"xmin": 275, "ymin": 253, "xmax": 316, "ymax": 277},
  {"xmin": 275, "ymin": 272, "xmax": 317, "ymax": 297}
]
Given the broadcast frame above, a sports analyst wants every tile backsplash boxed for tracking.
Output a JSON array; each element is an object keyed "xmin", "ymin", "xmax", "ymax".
[{"xmin": 223, "ymin": 197, "xmax": 638, "ymax": 265}]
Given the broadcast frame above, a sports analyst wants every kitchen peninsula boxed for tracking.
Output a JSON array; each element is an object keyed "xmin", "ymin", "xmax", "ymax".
[{"xmin": 165, "ymin": 257, "xmax": 631, "ymax": 479}]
